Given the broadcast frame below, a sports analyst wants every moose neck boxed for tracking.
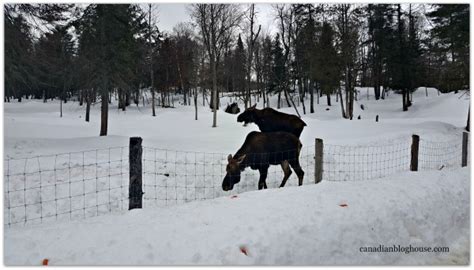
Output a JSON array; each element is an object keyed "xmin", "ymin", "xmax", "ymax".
[
  {"xmin": 253, "ymin": 109, "xmax": 263, "ymax": 125},
  {"xmin": 233, "ymin": 152, "xmax": 248, "ymax": 171}
]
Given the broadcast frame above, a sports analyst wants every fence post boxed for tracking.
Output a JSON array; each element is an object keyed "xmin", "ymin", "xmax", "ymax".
[
  {"xmin": 410, "ymin": 134, "xmax": 419, "ymax": 171},
  {"xmin": 129, "ymin": 137, "xmax": 143, "ymax": 210},
  {"xmin": 462, "ymin": 131, "xmax": 469, "ymax": 167},
  {"xmin": 315, "ymin": 138, "xmax": 323, "ymax": 184}
]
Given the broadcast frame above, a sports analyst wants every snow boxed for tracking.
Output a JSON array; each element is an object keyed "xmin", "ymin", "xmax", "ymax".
[
  {"xmin": 3, "ymin": 88, "xmax": 470, "ymax": 265},
  {"xmin": 4, "ymin": 168, "xmax": 470, "ymax": 265},
  {"xmin": 4, "ymin": 87, "xmax": 469, "ymax": 157}
]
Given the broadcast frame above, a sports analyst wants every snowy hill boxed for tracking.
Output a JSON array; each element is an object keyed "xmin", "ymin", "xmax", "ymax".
[
  {"xmin": 3, "ymin": 88, "xmax": 470, "ymax": 265},
  {"xmin": 5, "ymin": 169, "xmax": 469, "ymax": 265},
  {"xmin": 4, "ymin": 88, "xmax": 470, "ymax": 157}
]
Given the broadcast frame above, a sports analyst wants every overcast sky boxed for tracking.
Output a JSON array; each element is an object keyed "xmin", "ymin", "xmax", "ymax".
[{"xmin": 152, "ymin": 3, "xmax": 277, "ymax": 35}]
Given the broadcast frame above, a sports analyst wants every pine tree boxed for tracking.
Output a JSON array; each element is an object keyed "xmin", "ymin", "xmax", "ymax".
[
  {"xmin": 428, "ymin": 4, "xmax": 469, "ymax": 91},
  {"xmin": 270, "ymin": 34, "xmax": 286, "ymax": 109},
  {"xmin": 314, "ymin": 22, "xmax": 340, "ymax": 106},
  {"xmin": 77, "ymin": 4, "xmax": 142, "ymax": 135},
  {"xmin": 234, "ymin": 34, "xmax": 247, "ymax": 103}
]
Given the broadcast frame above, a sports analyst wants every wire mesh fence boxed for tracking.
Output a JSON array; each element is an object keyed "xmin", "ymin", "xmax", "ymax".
[
  {"xmin": 4, "ymin": 147, "xmax": 129, "ymax": 227},
  {"xmin": 141, "ymin": 146, "xmax": 315, "ymax": 208},
  {"xmin": 4, "ymin": 132, "xmax": 469, "ymax": 227},
  {"xmin": 323, "ymin": 137, "xmax": 412, "ymax": 181},
  {"xmin": 419, "ymin": 133, "xmax": 467, "ymax": 170}
]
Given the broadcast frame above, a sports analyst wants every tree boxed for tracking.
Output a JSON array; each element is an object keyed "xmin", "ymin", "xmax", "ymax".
[
  {"xmin": 34, "ymin": 25, "xmax": 75, "ymax": 115},
  {"xmin": 4, "ymin": 11, "xmax": 35, "ymax": 102},
  {"xmin": 77, "ymin": 4, "xmax": 142, "ymax": 135},
  {"xmin": 234, "ymin": 34, "xmax": 246, "ymax": 102},
  {"xmin": 173, "ymin": 23, "xmax": 199, "ymax": 107},
  {"xmin": 269, "ymin": 34, "xmax": 286, "ymax": 108},
  {"xmin": 243, "ymin": 4, "xmax": 261, "ymax": 108},
  {"xmin": 334, "ymin": 4, "xmax": 362, "ymax": 118},
  {"xmin": 428, "ymin": 4, "xmax": 469, "ymax": 92},
  {"xmin": 314, "ymin": 22, "xmax": 340, "ymax": 106},
  {"xmin": 367, "ymin": 4, "xmax": 395, "ymax": 100},
  {"xmin": 191, "ymin": 4, "xmax": 243, "ymax": 127}
]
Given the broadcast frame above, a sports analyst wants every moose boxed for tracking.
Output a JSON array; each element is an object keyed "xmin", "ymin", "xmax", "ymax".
[
  {"xmin": 222, "ymin": 131, "xmax": 304, "ymax": 191},
  {"xmin": 237, "ymin": 104, "xmax": 307, "ymax": 137}
]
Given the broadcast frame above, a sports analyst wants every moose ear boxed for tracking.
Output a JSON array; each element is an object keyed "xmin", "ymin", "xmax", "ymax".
[
  {"xmin": 227, "ymin": 154, "xmax": 233, "ymax": 162},
  {"xmin": 236, "ymin": 154, "xmax": 246, "ymax": 164}
]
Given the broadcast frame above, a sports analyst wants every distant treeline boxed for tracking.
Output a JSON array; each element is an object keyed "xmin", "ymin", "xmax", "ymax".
[{"xmin": 4, "ymin": 4, "xmax": 469, "ymax": 134}]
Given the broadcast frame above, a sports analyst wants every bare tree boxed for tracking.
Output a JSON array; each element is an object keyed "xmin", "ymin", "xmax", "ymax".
[
  {"xmin": 244, "ymin": 4, "xmax": 261, "ymax": 109},
  {"xmin": 191, "ymin": 4, "xmax": 243, "ymax": 127},
  {"xmin": 146, "ymin": 4, "xmax": 159, "ymax": 117}
]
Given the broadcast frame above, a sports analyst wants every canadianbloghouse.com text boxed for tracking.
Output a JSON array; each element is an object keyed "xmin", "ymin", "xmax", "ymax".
[{"xmin": 359, "ymin": 245, "xmax": 449, "ymax": 254}]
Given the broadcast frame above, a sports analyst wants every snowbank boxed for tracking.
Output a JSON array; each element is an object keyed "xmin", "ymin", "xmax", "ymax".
[{"xmin": 4, "ymin": 168, "xmax": 469, "ymax": 265}]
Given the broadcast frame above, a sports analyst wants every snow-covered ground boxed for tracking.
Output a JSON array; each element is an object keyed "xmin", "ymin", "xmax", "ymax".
[
  {"xmin": 3, "ymin": 87, "xmax": 470, "ymax": 265},
  {"xmin": 4, "ymin": 87, "xmax": 469, "ymax": 156},
  {"xmin": 4, "ymin": 169, "xmax": 470, "ymax": 265}
]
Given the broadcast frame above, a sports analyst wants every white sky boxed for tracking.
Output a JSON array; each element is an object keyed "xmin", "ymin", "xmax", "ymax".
[{"xmin": 152, "ymin": 3, "xmax": 277, "ymax": 35}]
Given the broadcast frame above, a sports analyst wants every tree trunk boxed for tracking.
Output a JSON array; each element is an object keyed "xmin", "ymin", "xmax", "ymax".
[
  {"xmin": 100, "ymin": 91, "xmax": 108, "ymax": 136},
  {"xmin": 211, "ymin": 57, "xmax": 218, "ymax": 127},
  {"xmin": 194, "ymin": 88, "xmax": 198, "ymax": 120},
  {"xmin": 374, "ymin": 84, "xmax": 380, "ymax": 100},
  {"xmin": 310, "ymin": 81, "xmax": 314, "ymax": 114},
  {"xmin": 402, "ymin": 89, "xmax": 408, "ymax": 111},
  {"xmin": 466, "ymin": 106, "xmax": 470, "ymax": 132},
  {"xmin": 79, "ymin": 90, "xmax": 84, "ymax": 106},
  {"xmin": 283, "ymin": 87, "xmax": 291, "ymax": 107},
  {"xmin": 277, "ymin": 91, "xmax": 281, "ymax": 109},
  {"xmin": 299, "ymin": 79, "xmax": 306, "ymax": 115},
  {"xmin": 338, "ymin": 86, "xmax": 346, "ymax": 118},
  {"xmin": 326, "ymin": 93, "xmax": 331, "ymax": 106}
]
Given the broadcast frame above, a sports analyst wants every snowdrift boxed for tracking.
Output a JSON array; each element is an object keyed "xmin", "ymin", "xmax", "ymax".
[{"xmin": 4, "ymin": 168, "xmax": 469, "ymax": 265}]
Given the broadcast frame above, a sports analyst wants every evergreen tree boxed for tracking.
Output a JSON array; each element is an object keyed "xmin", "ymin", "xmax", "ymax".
[
  {"xmin": 234, "ymin": 34, "xmax": 247, "ymax": 102},
  {"xmin": 270, "ymin": 34, "xmax": 286, "ymax": 108},
  {"xmin": 314, "ymin": 22, "xmax": 340, "ymax": 106},
  {"xmin": 428, "ymin": 4, "xmax": 469, "ymax": 91},
  {"xmin": 4, "ymin": 12, "xmax": 35, "ymax": 102},
  {"xmin": 77, "ymin": 4, "xmax": 142, "ymax": 135}
]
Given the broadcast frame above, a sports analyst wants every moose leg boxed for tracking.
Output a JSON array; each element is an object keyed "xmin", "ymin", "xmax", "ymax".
[
  {"xmin": 288, "ymin": 159, "xmax": 305, "ymax": 186},
  {"xmin": 279, "ymin": 160, "xmax": 293, "ymax": 188},
  {"xmin": 258, "ymin": 166, "xmax": 269, "ymax": 190}
]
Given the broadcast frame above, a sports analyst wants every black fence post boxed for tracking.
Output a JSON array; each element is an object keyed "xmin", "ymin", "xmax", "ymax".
[
  {"xmin": 129, "ymin": 137, "xmax": 143, "ymax": 210},
  {"xmin": 410, "ymin": 134, "xmax": 419, "ymax": 171},
  {"xmin": 462, "ymin": 131, "xmax": 469, "ymax": 167},
  {"xmin": 315, "ymin": 138, "xmax": 323, "ymax": 184}
]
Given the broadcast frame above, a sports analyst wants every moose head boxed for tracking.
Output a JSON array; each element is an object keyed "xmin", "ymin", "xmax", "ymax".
[
  {"xmin": 222, "ymin": 154, "xmax": 246, "ymax": 191},
  {"xmin": 237, "ymin": 104, "xmax": 257, "ymax": 125}
]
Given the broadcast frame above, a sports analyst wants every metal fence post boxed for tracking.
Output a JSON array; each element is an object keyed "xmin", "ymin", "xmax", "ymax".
[
  {"xmin": 462, "ymin": 131, "xmax": 469, "ymax": 167},
  {"xmin": 410, "ymin": 134, "xmax": 419, "ymax": 171},
  {"xmin": 315, "ymin": 138, "xmax": 323, "ymax": 184},
  {"xmin": 129, "ymin": 137, "xmax": 143, "ymax": 210}
]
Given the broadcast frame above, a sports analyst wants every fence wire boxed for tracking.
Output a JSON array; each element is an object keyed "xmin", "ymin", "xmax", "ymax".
[
  {"xmin": 323, "ymin": 138, "xmax": 412, "ymax": 181},
  {"xmin": 4, "ymin": 132, "xmax": 469, "ymax": 227},
  {"xmin": 419, "ymin": 134, "xmax": 467, "ymax": 170},
  {"xmin": 4, "ymin": 147, "xmax": 129, "ymax": 227},
  {"xmin": 142, "ymin": 146, "xmax": 315, "ymax": 208}
]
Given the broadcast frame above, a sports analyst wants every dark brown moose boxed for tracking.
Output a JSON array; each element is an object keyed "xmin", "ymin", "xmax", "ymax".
[
  {"xmin": 222, "ymin": 131, "xmax": 304, "ymax": 191},
  {"xmin": 237, "ymin": 104, "xmax": 307, "ymax": 137}
]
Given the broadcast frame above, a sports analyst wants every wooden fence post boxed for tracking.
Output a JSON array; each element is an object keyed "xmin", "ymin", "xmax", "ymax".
[
  {"xmin": 315, "ymin": 138, "xmax": 323, "ymax": 184},
  {"xmin": 462, "ymin": 131, "xmax": 469, "ymax": 167},
  {"xmin": 129, "ymin": 137, "xmax": 143, "ymax": 210},
  {"xmin": 410, "ymin": 134, "xmax": 419, "ymax": 171}
]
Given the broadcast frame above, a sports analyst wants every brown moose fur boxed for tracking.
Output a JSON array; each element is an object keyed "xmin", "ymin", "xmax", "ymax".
[
  {"xmin": 222, "ymin": 131, "xmax": 304, "ymax": 191},
  {"xmin": 237, "ymin": 105, "xmax": 307, "ymax": 137}
]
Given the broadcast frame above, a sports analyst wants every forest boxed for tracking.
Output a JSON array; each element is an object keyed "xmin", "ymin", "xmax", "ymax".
[{"xmin": 4, "ymin": 4, "xmax": 470, "ymax": 135}]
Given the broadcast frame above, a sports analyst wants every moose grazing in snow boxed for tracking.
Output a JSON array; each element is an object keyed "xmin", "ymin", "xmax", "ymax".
[
  {"xmin": 237, "ymin": 104, "xmax": 307, "ymax": 138},
  {"xmin": 222, "ymin": 131, "xmax": 304, "ymax": 191}
]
